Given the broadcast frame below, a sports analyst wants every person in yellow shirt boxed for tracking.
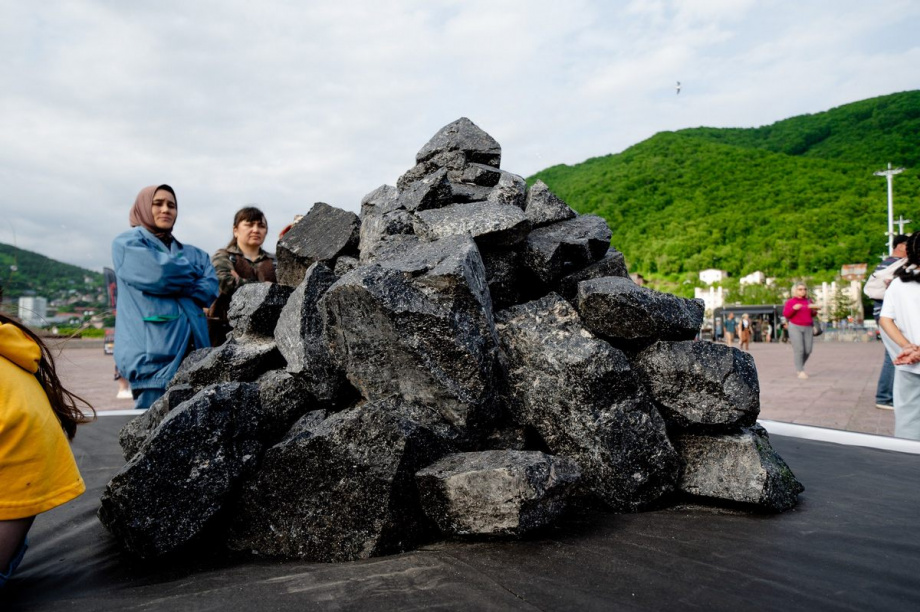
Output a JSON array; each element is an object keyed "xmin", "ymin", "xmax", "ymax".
[{"xmin": 0, "ymin": 314, "xmax": 94, "ymax": 587}]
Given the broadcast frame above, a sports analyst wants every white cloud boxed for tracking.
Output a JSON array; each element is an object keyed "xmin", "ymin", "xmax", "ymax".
[{"xmin": 0, "ymin": 0, "xmax": 918, "ymax": 271}]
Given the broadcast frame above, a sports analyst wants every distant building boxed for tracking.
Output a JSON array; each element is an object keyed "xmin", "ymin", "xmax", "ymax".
[
  {"xmin": 18, "ymin": 296, "xmax": 48, "ymax": 327},
  {"xmin": 739, "ymin": 271, "xmax": 766, "ymax": 286},
  {"xmin": 814, "ymin": 280, "xmax": 865, "ymax": 322},
  {"xmin": 694, "ymin": 285, "xmax": 724, "ymax": 313},
  {"xmin": 841, "ymin": 263, "xmax": 868, "ymax": 281},
  {"xmin": 699, "ymin": 269, "xmax": 727, "ymax": 285}
]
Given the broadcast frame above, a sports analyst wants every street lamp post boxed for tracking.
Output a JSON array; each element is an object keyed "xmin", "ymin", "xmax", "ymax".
[{"xmin": 874, "ymin": 163, "xmax": 905, "ymax": 255}]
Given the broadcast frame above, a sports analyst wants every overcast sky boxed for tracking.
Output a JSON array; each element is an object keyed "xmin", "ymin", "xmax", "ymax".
[{"xmin": 1, "ymin": 0, "xmax": 918, "ymax": 273}]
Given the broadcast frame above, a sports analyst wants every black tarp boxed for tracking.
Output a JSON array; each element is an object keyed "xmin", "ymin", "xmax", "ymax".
[{"xmin": 3, "ymin": 415, "xmax": 920, "ymax": 611}]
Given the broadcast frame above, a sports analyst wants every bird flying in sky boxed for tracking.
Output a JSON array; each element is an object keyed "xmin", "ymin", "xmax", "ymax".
[{"xmin": 676, "ymin": 81, "xmax": 681, "ymax": 94}]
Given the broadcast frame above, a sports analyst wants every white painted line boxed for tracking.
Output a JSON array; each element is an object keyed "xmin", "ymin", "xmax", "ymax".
[{"xmin": 759, "ymin": 419, "xmax": 920, "ymax": 455}]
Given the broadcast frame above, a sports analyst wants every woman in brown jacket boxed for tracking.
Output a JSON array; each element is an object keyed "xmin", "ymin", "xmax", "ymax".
[{"xmin": 209, "ymin": 207, "xmax": 277, "ymax": 345}]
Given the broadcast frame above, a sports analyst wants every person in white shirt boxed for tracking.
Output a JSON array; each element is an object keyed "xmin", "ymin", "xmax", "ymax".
[{"xmin": 879, "ymin": 233, "xmax": 920, "ymax": 440}]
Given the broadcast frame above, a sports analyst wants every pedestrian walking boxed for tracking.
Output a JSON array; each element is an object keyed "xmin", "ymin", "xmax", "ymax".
[
  {"xmin": 783, "ymin": 283, "xmax": 820, "ymax": 379},
  {"xmin": 723, "ymin": 312, "xmax": 737, "ymax": 346}
]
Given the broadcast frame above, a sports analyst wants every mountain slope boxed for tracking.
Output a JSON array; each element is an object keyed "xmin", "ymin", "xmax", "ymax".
[
  {"xmin": 530, "ymin": 91, "xmax": 920, "ymax": 282},
  {"xmin": 0, "ymin": 242, "xmax": 104, "ymax": 303}
]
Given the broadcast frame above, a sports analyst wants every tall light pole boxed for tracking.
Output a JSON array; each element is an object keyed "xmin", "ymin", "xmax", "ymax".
[{"xmin": 874, "ymin": 162, "xmax": 905, "ymax": 255}]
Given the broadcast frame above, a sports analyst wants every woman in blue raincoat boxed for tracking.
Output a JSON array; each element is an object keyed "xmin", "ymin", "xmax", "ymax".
[{"xmin": 112, "ymin": 184, "xmax": 219, "ymax": 409}]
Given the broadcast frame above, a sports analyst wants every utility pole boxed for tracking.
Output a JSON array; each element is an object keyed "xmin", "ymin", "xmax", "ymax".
[
  {"xmin": 896, "ymin": 214, "xmax": 912, "ymax": 235},
  {"xmin": 874, "ymin": 163, "xmax": 905, "ymax": 255}
]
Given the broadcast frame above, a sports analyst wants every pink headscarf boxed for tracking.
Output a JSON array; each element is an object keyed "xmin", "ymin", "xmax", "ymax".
[{"xmin": 129, "ymin": 184, "xmax": 177, "ymax": 241}]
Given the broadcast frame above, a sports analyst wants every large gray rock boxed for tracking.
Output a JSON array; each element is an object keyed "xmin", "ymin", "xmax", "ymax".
[
  {"xmin": 227, "ymin": 403, "xmax": 450, "ymax": 561},
  {"xmin": 118, "ymin": 384, "xmax": 197, "ymax": 462},
  {"xmin": 333, "ymin": 255, "xmax": 359, "ymax": 276},
  {"xmin": 414, "ymin": 201, "xmax": 530, "ymax": 248},
  {"xmin": 523, "ymin": 214, "xmax": 612, "ymax": 284},
  {"xmin": 415, "ymin": 450, "xmax": 581, "ymax": 537},
  {"xmin": 398, "ymin": 167, "xmax": 454, "ymax": 213},
  {"xmin": 524, "ymin": 180, "xmax": 576, "ymax": 228},
  {"xmin": 99, "ymin": 383, "xmax": 264, "ymax": 558},
  {"xmin": 415, "ymin": 117, "xmax": 501, "ymax": 168},
  {"xmin": 255, "ymin": 369, "xmax": 329, "ymax": 440},
  {"xmin": 633, "ymin": 341, "xmax": 760, "ymax": 430},
  {"xmin": 397, "ymin": 150, "xmax": 467, "ymax": 192},
  {"xmin": 227, "ymin": 282, "xmax": 294, "ymax": 340},
  {"xmin": 556, "ymin": 248, "xmax": 630, "ymax": 301},
  {"xmin": 485, "ymin": 171, "xmax": 526, "ymax": 209},
  {"xmin": 495, "ymin": 294, "xmax": 678, "ymax": 510},
  {"xmin": 358, "ymin": 185, "xmax": 416, "ymax": 262},
  {"xmin": 320, "ymin": 235, "xmax": 501, "ymax": 433},
  {"xmin": 274, "ymin": 262, "xmax": 349, "ymax": 404},
  {"xmin": 577, "ymin": 276, "xmax": 704, "ymax": 348},
  {"xmin": 169, "ymin": 338, "xmax": 284, "ymax": 389},
  {"xmin": 276, "ymin": 202, "xmax": 360, "ymax": 286},
  {"xmin": 674, "ymin": 425, "xmax": 804, "ymax": 512},
  {"xmin": 455, "ymin": 163, "xmax": 502, "ymax": 187},
  {"xmin": 480, "ymin": 248, "xmax": 528, "ymax": 310}
]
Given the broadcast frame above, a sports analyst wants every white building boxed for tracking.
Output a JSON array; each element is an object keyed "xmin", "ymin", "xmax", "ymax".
[
  {"xmin": 699, "ymin": 269, "xmax": 728, "ymax": 285},
  {"xmin": 739, "ymin": 271, "xmax": 766, "ymax": 286},
  {"xmin": 18, "ymin": 296, "xmax": 48, "ymax": 327},
  {"xmin": 814, "ymin": 280, "xmax": 865, "ymax": 322},
  {"xmin": 694, "ymin": 285, "xmax": 725, "ymax": 313}
]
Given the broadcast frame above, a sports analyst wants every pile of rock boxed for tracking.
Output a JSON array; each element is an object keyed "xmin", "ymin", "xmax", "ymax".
[{"xmin": 99, "ymin": 118, "xmax": 803, "ymax": 562}]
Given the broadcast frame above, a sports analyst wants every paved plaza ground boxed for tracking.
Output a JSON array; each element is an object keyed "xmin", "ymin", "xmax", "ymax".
[{"xmin": 51, "ymin": 336, "xmax": 896, "ymax": 437}]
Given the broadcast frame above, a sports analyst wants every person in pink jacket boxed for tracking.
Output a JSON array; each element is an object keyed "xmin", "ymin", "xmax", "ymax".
[{"xmin": 783, "ymin": 283, "xmax": 820, "ymax": 379}]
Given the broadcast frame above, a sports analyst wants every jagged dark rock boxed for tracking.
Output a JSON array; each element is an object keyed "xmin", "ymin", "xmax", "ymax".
[
  {"xmin": 118, "ymin": 384, "xmax": 197, "ymax": 462},
  {"xmin": 274, "ymin": 263, "xmax": 350, "ymax": 404},
  {"xmin": 414, "ymin": 201, "xmax": 530, "ymax": 247},
  {"xmin": 486, "ymin": 171, "xmax": 527, "ymax": 209},
  {"xmin": 255, "ymin": 369, "xmax": 329, "ymax": 440},
  {"xmin": 495, "ymin": 294, "xmax": 678, "ymax": 510},
  {"xmin": 556, "ymin": 248, "xmax": 630, "ymax": 301},
  {"xmin": 577, "ymin": 276, "xmax": 704, "ymax": 348},
  {"xmin": 633, "ymin": 341, "xmax": 760, "ymax": 430},
  {"xmin": 398, "ymin": 167, "xmax": 453, "ymax": 212},
  {"xmin": 415, "ymin": 450, "xmax": 581, "ymax": 536},
  {"xmin": 523, "ymin": 214, "xmax": 612, "ymax": 285},
  {"xmin": 227, "ymin": 403, "xmax": 451, "ymax": 561},
  {"xmin": 480, "ymin": 248, "xmax": 529, "ymax": 310},
  {"xmin": 320, "ymin": 235, "xmax": 501, "ymax": 434},
  {"xmin": 674, "ymin": 425, "xmax": 804, "ymax": 512},
  {"xmin": 415, "ymin": 117, "xmax": 501, "ymax": 168},
  {"xmin": 456, "ymin": 163, "xmax": 502, "ymax": 187},
  {"xmin": 276, "ymin": 202, "xmax": 360, "ymax": 285},
  {"xmin": 524, "ymin": 180, "xmax": 576, "ymax": 228},
  {"xmin": 227, "ymin": 282, "xmax": 295, "ymax": 340},
  {"xmin": 99, "ymin": 383, "xmax": 263, "ymax": 558},
  {"xmin": 333, "ymin": 255, "xmax": 359, "ymax": 276},
  {"xmin": 169, "ymin": 338, "xmax": 284, "ymax": 389},
  {"xmin": 397, "ymin": 151, "xmax": 467, "ymax": 192}
]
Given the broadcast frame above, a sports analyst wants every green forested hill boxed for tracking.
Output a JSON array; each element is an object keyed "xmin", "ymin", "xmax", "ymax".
[
  {"xmin": 530, "ymin": 90, "xmax": 920, "ymax": 286},
  {"xmin": 0, "ymin": 243, "xmax": 104, "ymax": 303}
]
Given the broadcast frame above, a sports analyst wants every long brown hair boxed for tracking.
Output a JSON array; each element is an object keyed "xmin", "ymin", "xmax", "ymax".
[{"xmin": 0, "ymin": 314, "xmax": 95, "ymax": 439}]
